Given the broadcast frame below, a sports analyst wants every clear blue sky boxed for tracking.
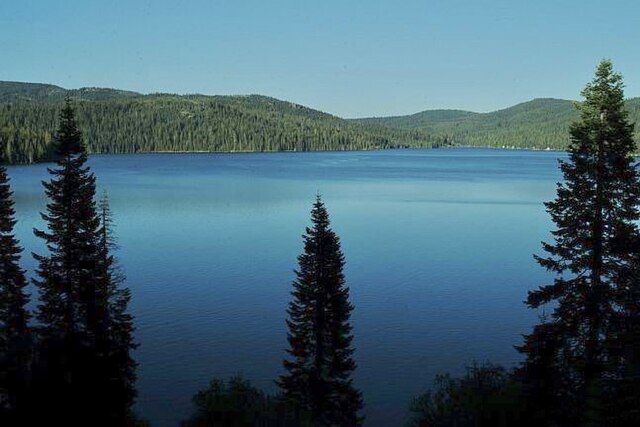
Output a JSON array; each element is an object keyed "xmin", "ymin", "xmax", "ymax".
[{"xmin": 1, "ymin": 0, "xmax": 639, "ymax": 117}]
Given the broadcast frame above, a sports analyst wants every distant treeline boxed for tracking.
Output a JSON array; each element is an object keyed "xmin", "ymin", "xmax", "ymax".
[
  {"xmin": 355, "ymin": 97, "xmax": 640, "ymax": 150},
  {"xmin": 8, "ymin": 81, "xmax": 640, "ymax": 165},
  {"xmin": 0, "ymin": 82, "xmax": 435, "ymax": 164}
]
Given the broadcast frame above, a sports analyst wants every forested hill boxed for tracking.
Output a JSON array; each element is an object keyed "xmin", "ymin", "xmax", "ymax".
[
  {"xmin": 0, "ymin": 81, "xmax": 433, "ymax": 164},
  {"xmin": 353, "ymin": 97, "xmax": 640, "ymax": 149},
  {"xmin": 4, "ymin": 81, "xmax": 640, "ymax": 164}
]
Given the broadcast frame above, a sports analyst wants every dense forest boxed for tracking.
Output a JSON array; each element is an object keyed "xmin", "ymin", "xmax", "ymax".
[
  {"xmin": 3, "ymin": 61, "xmax": 640, "ymax": 426},
  {"xmin": 5, "ymin": 81, "xmax": 640, "ymax": 166},
  {"xmin": 355, "ymin": 97, "xmax": 640, "ymax": 149},
  {"xmin": 0, "ymin": 81, "xmax": 433, "ymax": 164}
]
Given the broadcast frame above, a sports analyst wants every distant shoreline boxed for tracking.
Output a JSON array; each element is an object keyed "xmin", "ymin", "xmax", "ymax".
[
  {"xmin": 5, "ymin": 145, "xmax": 571, "ymax": 168},
  {"xmin": 97, "ymin": 146, "xmax": 567, "ymax": 158}
]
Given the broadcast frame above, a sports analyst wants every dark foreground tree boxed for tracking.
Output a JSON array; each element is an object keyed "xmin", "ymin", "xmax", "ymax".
[
  {"xmin": 30, "ymin": 98, "xmax": 102, "ymax": 424},
  {"xmin": 515, "ymin": 322, "xmax": 566, "ymax": 427},
  {"xmin": 30, "ymin": 100, "xmax": 137, "ymax": 425},
  {"xmin": 183, "ymin": 375, "xmax": 305, "ymax": 427},
  {"xmin": 604, "ymin": 232, "xmax": 640, "ymax": 426},
  {"xmin": 0, "ymin": 164, "xmax": 31, "ymax": 421},
  {"xmin": 408, "ymin": 363, "xmax": 522, "ymax": 427},
  {"xmin": 278, "ymin": 196, "xmax": 363, "ymax": 426},
  {"xmin": 522, "ymin": 60, "xmax": 640, "ymax": 425}
]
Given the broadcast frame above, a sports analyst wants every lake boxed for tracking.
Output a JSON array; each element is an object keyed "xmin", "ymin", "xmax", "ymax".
[{"xmin": 7, "ymin": 148, "xmax": 561, "ymax": 426}]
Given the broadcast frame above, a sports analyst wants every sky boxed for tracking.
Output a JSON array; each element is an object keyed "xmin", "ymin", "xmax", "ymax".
[{"xmin": 1, "ymin": 0, "xmax": 639, "ymax": 118}]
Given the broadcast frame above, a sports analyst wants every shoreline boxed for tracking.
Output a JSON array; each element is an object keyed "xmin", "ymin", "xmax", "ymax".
[{"xmin": 5, "ymin": 145, "xmax": 570, "ymax": 167}]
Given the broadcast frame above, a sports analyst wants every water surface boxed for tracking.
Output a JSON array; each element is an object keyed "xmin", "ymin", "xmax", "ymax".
[{"xmin": 8, "ymin": 148, "xmax": 561, "ymax": 426}]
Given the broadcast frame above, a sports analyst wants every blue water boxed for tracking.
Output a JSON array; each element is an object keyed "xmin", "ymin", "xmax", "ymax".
[{"xmin": 7, "ymin": 148, "xmax": 561, "ymax": 426}]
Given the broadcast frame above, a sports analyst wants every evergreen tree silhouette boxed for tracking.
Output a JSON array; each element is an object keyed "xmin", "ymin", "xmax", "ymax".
[
  {"xmin": 97, "ymin": 191, "xmax": 138, "ymax": 424},
  {"xmin": 279, "ymin": 195, "xmax": 363, "ymax": 426},
  {"xmin": 523, "ymin": 60, "xmax": 640, "ymax": 425},
  {"xmin": 31, "ymin": 99, "xmax": 137, "ymax": 425},
  {"xmin": 0, "ymin": 164, "xmax": 31, "ymax": 422}
]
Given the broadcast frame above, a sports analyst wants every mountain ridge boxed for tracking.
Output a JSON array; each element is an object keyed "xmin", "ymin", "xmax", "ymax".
[
  {"xmin": 0, "ymin": 81, "xmax": 433, "ymax": 164},
  {"xmin": 2, "ymin": 81, "xmax": 640, "ymax": 164}
]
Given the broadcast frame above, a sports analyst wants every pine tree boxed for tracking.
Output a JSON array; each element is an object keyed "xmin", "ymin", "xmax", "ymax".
[
  {"xmin": 0, "ymin": 164, "xmax": 31, "ymax": 419},
  {"xmin": 278, "ymin": 196, "xmax": 363, "ymax": 426},
  {"xmin": 523, "ymin": 60, "xmax": 640, "ymax": 425},
  {"xmin": 97, "ymin": 191, "xmax": 138, "ymax": 425},
  {"xmin": 30, "ymin": 99, "xmax": 107, "ymax": 424}
]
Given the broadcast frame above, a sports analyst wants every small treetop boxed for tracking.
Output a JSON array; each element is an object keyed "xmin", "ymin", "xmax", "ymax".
[
  {"xmin": 310, "ymin": 193, "xmax": 330, "ymax": 232},
  {"xmin": 55, "ymin": 98, "xmax": 86, "ymax": 158},
  {"xmin": 580, "ymin": 59, "xmax": 626, "ymax": 117}
]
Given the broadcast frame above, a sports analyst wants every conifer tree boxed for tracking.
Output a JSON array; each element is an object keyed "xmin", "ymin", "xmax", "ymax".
[
  {"xmin": 30, "ymin": 99, "xmax": 117, "ymax": 425},
  {"xmin": 523, "ymin": 60, "xmax": 640, "ymax": 425},
  {"xmin": 97, "ymin": 191, "xmax": 138, "ymax": 424},
  {"xmin": 0, "ymin": 164, "xmax": 31, "ymax": 419},
  {"xmin": 279, "ymin": 196, "xmax": 363, "ymax": 426}
]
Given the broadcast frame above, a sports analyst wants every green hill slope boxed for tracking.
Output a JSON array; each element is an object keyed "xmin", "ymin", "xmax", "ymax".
[
  {"xmin": 355, "ymin": 109, "xmax": 480, "ymax": 129},
  {"xmin": 354, "ymin": 98, "xmax": 640, "ymax": 149},
  {"xmin": 0, "ymin": 81, "xmax": 432, "ymax": 164},
  {"xmin": 3, "ymin": 81, "xmax": 640, "ymax": 164}
]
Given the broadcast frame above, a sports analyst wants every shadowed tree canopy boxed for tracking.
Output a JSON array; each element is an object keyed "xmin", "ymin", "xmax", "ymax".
[
  {"xmin": 182, "ymin": 375, "xmax": 306, "ymax": 427},
  {"xmin": 408, "ymin": 363, "xmax": 523, "ymax": 427}
]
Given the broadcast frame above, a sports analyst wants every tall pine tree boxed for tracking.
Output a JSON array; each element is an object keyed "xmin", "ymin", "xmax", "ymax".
[
  {"xmin": 31, "ymin": 100, "xmax": 137, "ymax": 425},
  {"xmin": 523, "ymin": 60, "xmax": 640, "ymax": 425},
  {"xmin": 0, "ymin": 164, "xmax": 31, "ymax": 420},
  {"xmin": 31, "ymin": 97, "xmax": 102, "ymax": 424},
  {"xmin": 279, "ymin": 196, "xmax": 363, "ymax": 426}
]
